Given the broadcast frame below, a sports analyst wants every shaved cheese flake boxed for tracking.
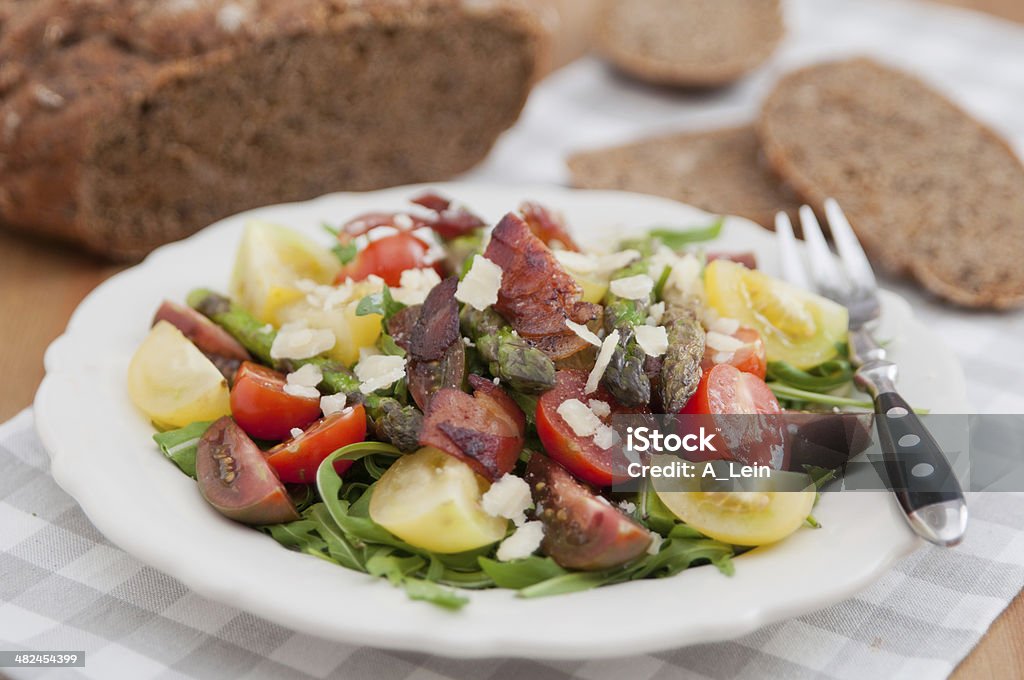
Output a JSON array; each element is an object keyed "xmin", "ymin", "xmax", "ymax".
[
  {"xmin": 706, "ymin": 331, "xmax": 745, "ymax": 353},
  {"xmin": 320, "ymin": 393, "xmax": 347, "ymax": 416},
  {"xmin": 663, "ymin": 253, "xmax": 703, "ymax": 301},
  {"xmin": 481, "ymin": 474, "xmax": 533, "ymax": 527},
  {"xmin": 646, "ymin": 301, "xmax": 666, "ymax": 326},
  {"xmin": 553, "ymin": 250, "xmax": 598, "ymax": 274},
  {"xmin": 709, "ymin": 317, "xmax": 741, "ymax": 335},
  {"xmin": 286, "ymin": 363, "xmax": 322, "ymax": 388},
  {"xmin": 557, "ymin": 399, "xmax": 603, "ymax": 437},
  {"xmin": 496, "ymin": 521, "xmax": 544, "ymax": 561},
  {"xmin": 391, "ymin": 267, "xmax": 442, "ymax": 305},
  {"xmin": 647, "ymin": 531, "xmax": 663, "ymax": 555},
  {"xmin": 635, "ymin": 325, "xmax": 669, "ymax": 357},
  {"xmin": 283, "ymin": 384, "xmax": 320, "ymax": 399},
  {"xmin": 592, "ymin": 424, "xmax": 617, "ymax": 450},
  {"xmin": 609, "ymin": 275, "xmax": 654, "ymax": 300},
  {"xmin": 586, "ymin": 329, "xmax": 619, "ymax": 394},
  {"xmin": 587, "ymin": 399, "xmax": 611, "ymax": 417},
  {"xmin": 455, "ymin": 255, "xmax": 503, "ymax": 311},
  {"xmin": 565, "ymin": 319, "xmax": 601, "ymax": 347},
  {"xmin": 271, "ymin": 322, "xmax": 336, "ymax": 361},
  {"xmin": 354, "ymin": 354, "xmax": 407, "ymax": 394}
]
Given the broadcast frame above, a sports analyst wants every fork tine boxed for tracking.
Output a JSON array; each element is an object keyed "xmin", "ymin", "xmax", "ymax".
[
  {"xmin": 773, "ymin": 212, "xmax": 812, "ymax": 290},
  {"xmin": 824, "ymin": 198, "xmax": 878, "ymax": 293},
  {"xmin": 798, "ymin": 205, "xmax": 848, "ymax": 299}
]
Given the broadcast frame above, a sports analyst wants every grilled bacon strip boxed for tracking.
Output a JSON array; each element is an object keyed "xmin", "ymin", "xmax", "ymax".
[{"xmin": 484, "ymin": 212, "xmax": 600, "ymax": 360}]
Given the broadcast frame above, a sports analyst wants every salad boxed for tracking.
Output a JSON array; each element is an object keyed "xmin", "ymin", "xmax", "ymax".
[{"xmin": 128, "ymin": 192, "xmax": 861, "ymax": 609}]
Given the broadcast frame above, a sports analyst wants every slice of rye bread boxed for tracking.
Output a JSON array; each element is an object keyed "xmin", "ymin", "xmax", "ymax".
[
  {"xmin": 758, "ymin": 58, "xmax": 1024, "ymax": 309},
  {"xmin": 567, "ymin": 126, "xmax": 801, "ymax": 229},
  {"xmin": 0, "ymin": 0, "xmax": 545, "ymax": 260},
  {"xmin": 593, "ymin": 0, "xmax": 784, "ymax": 87}
]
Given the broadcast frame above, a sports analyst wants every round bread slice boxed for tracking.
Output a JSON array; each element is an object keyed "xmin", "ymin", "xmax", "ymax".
[
  {"xmin": 758, "ymin": 58, "xmax": 1024, "ymax": 309},
  {"xmin": 567, "ymin": 126, "xmax": 800, "ymax": 229},
  {"xmin": 0, "ymin": 0, "xmax": 544, "ymax": 260},
  {"xmin": 593, "ymin": 0, "xmax": 784, "ymax": 87}
]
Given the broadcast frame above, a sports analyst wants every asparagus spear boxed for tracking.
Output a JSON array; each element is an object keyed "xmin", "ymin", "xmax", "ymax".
[
  {"xmin": 602, "ymin": 255, "xmax": 653, "ymax": 407},
  {"xmin": 460, "ymin": 306, "xmax": 555, "ymax": 394},
  {"xmin": 659, "ymin": 302, "xmax": 705, "ymax": 413},
  {"xmin": 187, "ymin": 289, "xmax": 423, "ymax": 449}
]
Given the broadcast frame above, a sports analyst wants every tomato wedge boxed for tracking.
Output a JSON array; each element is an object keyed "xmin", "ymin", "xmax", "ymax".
[
  {"xmin": 679, "ymin": 364, "xmax": 785, "ymax": 468},
  {"xmin": 266, "ymin": 405, "xmax": 367, "ymax": 483},
  {"xmin": 535, "ymin": 370, "xmax": 640, "ymax": 487},
  {"xmin": 230, "ymin": 362, "xmax": 322, "ymax": 441},
  {"xmin": 335, "ymin": 232, "xmax": 440, "ymax": 287}
]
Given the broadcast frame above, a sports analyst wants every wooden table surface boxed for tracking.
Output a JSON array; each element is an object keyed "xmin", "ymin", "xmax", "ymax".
[{"xmin": 1, "ymin": 0, "xmax": 1021, "ymax": 675}]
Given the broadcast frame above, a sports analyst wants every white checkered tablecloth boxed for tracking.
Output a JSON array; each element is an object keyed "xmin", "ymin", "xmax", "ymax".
[{"xmin": 3, "ymin": 0, "xmax": 1024, "ymax": 678}]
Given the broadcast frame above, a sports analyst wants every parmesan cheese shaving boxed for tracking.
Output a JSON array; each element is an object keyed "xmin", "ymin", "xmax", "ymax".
[
  {"xmin": 320, "ymin": 393, "xmax": 348, "ymax": 416},
  {"xmin": 709, "ymin": 317, "xmax": 741, "ymax": 335},
  {"xmin": 354, "ymin": 355, "xmax": 407, "ymax": 394},
  {"xmin": 455, "ymin": 255, "xmax": 503, "ymax": 311},
  {"xmin": 391, "ymin": 267, "xmax": 442, "ymax": 305},
  {"xmin": 609, "ymin": 274, "xmax": 654, "ymax": 300},
  {"xmin": 481, "ymin": 474, "xmax": 532, "ymax": 527},
  {"xmin": 556, "ymin": 399, "xmax": 602, "ymax": 437},
  {"xmin": 586, "ymin": 329, "xmax": 619, "ymax": 394},
  {"xmin": 646, "ymin": 301, "xmax": 666, "ymax": 326},
  {"xmin": 706, "ymin": 331, "xmax": 745, "ymax": 352},
  {"xmin": 565, "ymin": 319, "xmax": 602, "ymax": 347},
  {"xmin": 496, "ymin": 521, "xmax": 544, "ymax": 562},
  {"xmin": 635, "ymin": 325, "xmax": 669, "ymax": 357},
  {"xmin": 270, "ymin": 322, "xmax": 336, "ymax": 361}
]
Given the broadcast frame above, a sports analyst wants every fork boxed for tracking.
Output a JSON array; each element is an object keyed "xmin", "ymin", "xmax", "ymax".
[{"xmin": 774, "ymin": 201, "xmax": 968, "ymax": 547}]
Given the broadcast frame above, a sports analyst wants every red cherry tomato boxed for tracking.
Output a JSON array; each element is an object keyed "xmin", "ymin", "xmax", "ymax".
[
  {"xmin": 536, "ymin": 370, "xmax": 641, "ymax": 487},
  {"xmin": 679, "ymin": 363, "xmax": 784, "ymax": 467},
  {"xmin": 702, "ymin": 326, "xmax": 767, "ymax": 379},
  {"xmin": 230, "ymin": 362, "xmax": 322, "ymax": 441},
  {"xmin": 266, "ymin": 405, "xmax": 367, "ymax": 483},
  {"xmin": 335, "ymin": 233, "xmax": 440, "ymax": 287}
]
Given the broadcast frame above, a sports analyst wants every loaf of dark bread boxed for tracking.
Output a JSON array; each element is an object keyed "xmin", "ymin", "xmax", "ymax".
[
  {"xmin": 759, "ymin": 58, "xmax": 1024, "ymax": 309},
  {"xmin": 0, "ymin": 0, "xmax": 544, "ymax": 259},
  {"xmin": 567, "ymin": 126, "xmax": 800, "ymax": 229},
  {"xmin": 593, "ymin": 0, "xmax": 783, "ymax": 87}
]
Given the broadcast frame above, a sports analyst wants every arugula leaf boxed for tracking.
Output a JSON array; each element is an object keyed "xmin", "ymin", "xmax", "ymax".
[
  {"xmin": 263, "ymin": 518, "xmax": 327, "ymax": 553},
  {"xmin": 356, "ymin": 287, "xmax": 405, "ymax": 321},
  {"xmin": 152, "ymin": 421, "xmax": 211, "ymax": 478},
  {"xmin": 767, "ymin": 383, "xmax": 874, "ymax": 410},
  {"xmin": 332, "ymin": 242, "xmax": 358, "ymax": 265},
  {"xmin": 378, "ymin": 333, "xmax": 406, "ymax": 357},
  {"xmin": 766, "ymin": 359, "xmax": 853, "ymax": 392},
  {"xmin": 400, "ymin": 576, "xmax": 470, "ymax": 610},
  {"xmin": 478, "ymin": 556, "xmax": 568, "ymax": 589},
  {"xmin": 307, "ymin": 504, "xmax": 365, "ymax": 570},
  {"xmin": 648, "ymin": 218, "xmax": 724, "ymax": 249},
  {"xmin": 517, "ymin": 570, "xmax": 615, "ymax": 598}
]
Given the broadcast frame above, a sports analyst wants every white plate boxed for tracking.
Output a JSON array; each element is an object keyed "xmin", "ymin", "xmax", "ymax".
[{"xmin": 35, "ymin": 183, "xmax": 968, "ymax": 659}]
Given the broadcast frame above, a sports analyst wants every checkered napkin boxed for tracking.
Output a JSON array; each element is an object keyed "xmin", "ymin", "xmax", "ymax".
[
  {"xmin": 4, "ymin": 0, "xmax": 1024, "ymax": 677},
  {"xmin": 1, "ymin": 409, "xmax": 1023, "ymax": 680}
]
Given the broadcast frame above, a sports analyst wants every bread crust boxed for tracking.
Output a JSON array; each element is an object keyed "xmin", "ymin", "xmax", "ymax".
[
  {"xmin": 567, "ymin": 125, "xmax": 800, "ymax": 229},
  {"xmin": 758, "ymin": 57, "xmax": 1024, "ymax": 309},
  {"xmin": 593, "ymin": 0, "xmax": 783, "ymax": 87},
  {"xmin": 0, "ymin": 0, "xmax": 545, "ymax": 259}
]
